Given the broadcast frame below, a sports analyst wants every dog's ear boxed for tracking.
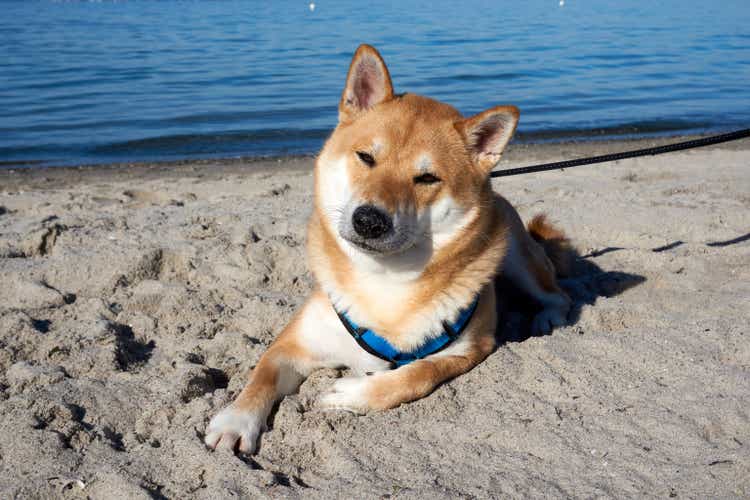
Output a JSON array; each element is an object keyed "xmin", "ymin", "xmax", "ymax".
[
  {"xmin": 456, "ymin": 106, "xmax": 520, "ymax": 173},
  {"xmin": 339, "ymin": 44, "xmax": 394, "ymax": 123}
]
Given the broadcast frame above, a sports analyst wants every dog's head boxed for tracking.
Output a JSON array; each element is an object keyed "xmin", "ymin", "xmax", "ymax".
[{"xmin": 315, "ymin": 44, "xmax": 519, "ymax": 262}]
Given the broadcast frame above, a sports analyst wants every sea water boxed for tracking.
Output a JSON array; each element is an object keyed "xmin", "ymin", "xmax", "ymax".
[{"xmin": 1, "ymin": 0, "xmax": 748, "ymax": 167}]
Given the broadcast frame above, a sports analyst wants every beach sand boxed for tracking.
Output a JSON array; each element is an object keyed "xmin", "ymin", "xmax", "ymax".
[{"xmin": 1, "ymin": 138, "xmax": 748, "ymax": 498}]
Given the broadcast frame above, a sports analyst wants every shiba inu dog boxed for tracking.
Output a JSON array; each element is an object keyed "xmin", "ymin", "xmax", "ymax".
[{"xmin": 205, "ymin": 45, "xmax": 572, "ymax": 454}]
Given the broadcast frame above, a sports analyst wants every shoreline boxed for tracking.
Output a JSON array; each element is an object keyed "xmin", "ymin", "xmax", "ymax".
[{"xmin": 2, "ymin": 134, "xmax": 750, "ymax": 192}]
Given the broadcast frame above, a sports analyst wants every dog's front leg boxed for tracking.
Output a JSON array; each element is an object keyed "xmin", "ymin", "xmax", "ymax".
[
  {"xmin": 205, "ymin": 292, "xmax": 337, "ymax": 454},
  {"xmin": 204, "ymin": 324, "xmax": 310, "ymax": 453},
  {"xmin": 320, "ymin": 332, "xmax": 495, "ymax": 413}
]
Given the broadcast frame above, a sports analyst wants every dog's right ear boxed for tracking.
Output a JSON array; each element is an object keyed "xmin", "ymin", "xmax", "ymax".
[{"xmin": 339, "ymin": 44, "xmax": 394, "ymax": 123}]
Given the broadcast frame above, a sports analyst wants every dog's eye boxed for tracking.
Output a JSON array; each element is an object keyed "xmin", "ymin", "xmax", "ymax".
[
  {"xmin": 413, "ymin": 173, "xmax": 441, "ymax": 185},
  {"xmin": 356, "ymin": 151, "xmax": 375, "ymax": 167}
]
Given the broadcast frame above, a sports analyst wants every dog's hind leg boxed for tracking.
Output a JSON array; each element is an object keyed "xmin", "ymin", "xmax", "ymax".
[{"xmin": 502, "ymin": 226, "xmax": 571, "ymax": 335}]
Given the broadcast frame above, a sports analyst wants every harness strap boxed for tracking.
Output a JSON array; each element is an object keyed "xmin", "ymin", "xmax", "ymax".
[
  {"xmin": 335, "ymin": 309, "xmax": 397, "ymax": 365},
  {"xmin": 334, "ymin": 296, "xmax": 480, "ymax": 367}
]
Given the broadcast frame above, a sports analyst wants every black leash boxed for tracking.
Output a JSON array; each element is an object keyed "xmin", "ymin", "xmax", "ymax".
[{"xmin": 490, "ymin": 128, "xmax": 750, "ymax": 178}]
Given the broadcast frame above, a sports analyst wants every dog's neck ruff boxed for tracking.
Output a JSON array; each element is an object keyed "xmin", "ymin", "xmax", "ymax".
[{"xmin": 334, "ymin": 296, "xmax": 480, "ymax": 367}]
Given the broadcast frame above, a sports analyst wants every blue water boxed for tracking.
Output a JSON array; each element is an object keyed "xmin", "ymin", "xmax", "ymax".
[{"xmin": 1, "ymin": 0, "xmax": 749, "ymax": 167}]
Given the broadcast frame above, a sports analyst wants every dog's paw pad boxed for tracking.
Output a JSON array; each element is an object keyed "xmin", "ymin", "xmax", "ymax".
[
  {"xmin": 204, "ymin": 407, "xmax": 264, "ymax": 454},
  {"xmin": 531, "ymin": 308, "xmax": 568, "ymax": 335},
  {"xmin": 319, "ymin": 377, "xmax": 371, "ymax": 414}
]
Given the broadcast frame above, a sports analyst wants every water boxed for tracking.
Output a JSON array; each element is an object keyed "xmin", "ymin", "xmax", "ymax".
[{"xmin": 1, "ymin": 0, "xmax": 749, "ymax": 168}]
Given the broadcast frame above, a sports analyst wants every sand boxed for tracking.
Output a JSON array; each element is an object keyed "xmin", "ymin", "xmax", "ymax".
[{"xmin": 1, "ymin": 139, "xmax": 748, "ymax": 499}]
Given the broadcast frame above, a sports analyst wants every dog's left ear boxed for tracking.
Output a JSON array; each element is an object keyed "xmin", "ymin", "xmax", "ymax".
[
  {"xmin": 339, "ymin": 44, "xmax": 394, "ymax": 123},
  {"xmin": 456, "ymin": 105, "xmax": 520, "ymax": 173}
]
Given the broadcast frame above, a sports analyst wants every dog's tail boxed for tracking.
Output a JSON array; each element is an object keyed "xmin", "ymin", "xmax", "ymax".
[{"xmin": 527, "ymin": 214, "xmax": 574, "ymax": 278}]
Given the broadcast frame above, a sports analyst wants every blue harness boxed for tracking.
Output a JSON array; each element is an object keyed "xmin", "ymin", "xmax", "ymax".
[{"xmin": 334, "ymin": 296, "xmax": 480, "ymax": 367}]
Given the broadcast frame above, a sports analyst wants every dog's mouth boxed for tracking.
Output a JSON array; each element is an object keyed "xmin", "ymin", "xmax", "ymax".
[
  {"xmin": 348, "ymin": 239, "xmax": 382, "ymax": 253},
  {"xmin": 339, "ymin": 230, "xmax": 415, "ymax": 256}
]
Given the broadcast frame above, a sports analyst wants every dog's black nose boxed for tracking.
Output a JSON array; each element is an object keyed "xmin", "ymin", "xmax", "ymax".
[{"xmin": 352, "ymin": 205, "xmax": 392, "ymax": 239}]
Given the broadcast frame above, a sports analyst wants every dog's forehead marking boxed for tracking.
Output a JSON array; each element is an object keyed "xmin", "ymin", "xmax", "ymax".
[{"xmin": 416, "ymin": 154, "xmax": 432, "ymax": 173}]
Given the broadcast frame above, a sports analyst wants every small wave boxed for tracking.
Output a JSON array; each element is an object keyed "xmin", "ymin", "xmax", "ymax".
[
  {"xmin": 0, "ymin": 106, "xmax": 335, "ymax": 133},
  {"xmin": 90, "ymin": 128, "xmax": 331, "ymax": 156},
  {"xmin": 515, "ymin": 120, "xmax": 716, "ymax": 142}
]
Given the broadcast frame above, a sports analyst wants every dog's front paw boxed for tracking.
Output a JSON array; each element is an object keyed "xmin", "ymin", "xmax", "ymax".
[
  {"xmin": 204, "ymin": 406, "xmax": 265, "ymax": 454},
  {"xmin": 319, "ymin": 376, "xmax": 374, "ymax": 414},
  {"xmin": 531, "ymin": 307, "xmax": 568, "ymax": 335}
]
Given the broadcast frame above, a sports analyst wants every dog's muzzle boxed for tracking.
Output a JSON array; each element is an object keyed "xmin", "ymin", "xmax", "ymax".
[{"xmin": 338, "ymin": 203, "xmax": 415, "ymax": 255}]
